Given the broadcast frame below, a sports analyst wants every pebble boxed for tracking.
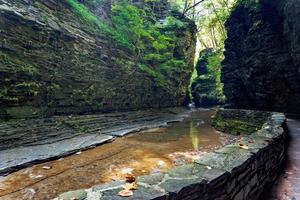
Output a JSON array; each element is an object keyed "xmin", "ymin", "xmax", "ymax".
[{"xmin": 42, "ymin": 166, "xmax": 51, "ymax": 170}]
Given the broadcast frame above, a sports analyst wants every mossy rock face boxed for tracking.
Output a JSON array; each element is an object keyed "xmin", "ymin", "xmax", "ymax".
[
  {"xmin": 0, "ymin": 0, "xmax": 197, "ymax": 120},
  {"xmin": 0, "ymin": 108, "xmax": 9, "ymax": 122},
  {"xmin": 191, "ymin": 49, "xmax": 225, "ymax": 107},
  {"xmin": 212, "ymin": 109, "xmax": 270, "ymax": 135},
  {"xmin": 5, "ymin": 106, "xmax": 45, "ymax": 119}
]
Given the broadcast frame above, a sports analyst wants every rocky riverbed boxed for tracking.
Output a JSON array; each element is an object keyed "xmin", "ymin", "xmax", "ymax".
[
  {"xmin": 0, "ymin": 107, "xmax": 191, "ymax": 175},
  {"xmin": 0, "ymin": 108, "xmax": 237, "ymax": 200}
]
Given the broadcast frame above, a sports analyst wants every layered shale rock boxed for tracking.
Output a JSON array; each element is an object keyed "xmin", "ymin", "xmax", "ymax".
[
  {"xmin": 0, "ymin": 0, "xmax": 196, "ymax": 120},
  {"xmin": 0, "ymin": 107, "xmax": 190, "ymax": 175},
  {"xmin": 222, "ymin": 0, "xmax": 300, "ymax": 113}
]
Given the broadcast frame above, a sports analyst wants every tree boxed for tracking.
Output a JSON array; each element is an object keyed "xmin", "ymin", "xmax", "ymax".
[{"xmin": 181, "ymin": 0, "xmax": 205, "ymax": 19}]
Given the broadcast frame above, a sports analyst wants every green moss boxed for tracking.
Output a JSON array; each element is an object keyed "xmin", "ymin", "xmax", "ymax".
[
  {"xmin": 66, "ymin": 0, "xmax": 191, "ymax": 91},
  {"xmin": 66, "ymin": 0, "xmax": 133, "ymax": 48},
  {"xmin": 0, "ymin": 87, "xmax": 18, "ymax": 102},
  {"xmin": 66, "ymin": 0, "xmax": 104, "ymax": 28},
  {"xmin": 212, "ymin": 117, "xmax": 259, "ymax": 135},
  {"xmin": 212, "ymin": 109, "xmax": 269, "ymax": 135},
  {"xmin": 0, "ymin": 53, "xmax": 41, "ymax": 104},
  {"xmin": 139, "ymin": 64, "xmax": 168, "ymax": 88},
  {"xmin": 71, "ymin": 85, "xmax": 99, "ymax": 107},
  {"xmin": 5, "ymin": 106, "xmax": 44, "ymax": 119},
  {"xmin": 192, "ymin": 49, "xmax": 225, "ymax": 106},
  {"xmin": 43, "ymin": 15, "xmax": 49, "ymax": 23},
  {"xmin": 0, "ymin": 54, "xmax": 39, "ymax": 75},
  {"xmin": 14, "ymin": 82, "xmax": 41, "ymax": 96}
]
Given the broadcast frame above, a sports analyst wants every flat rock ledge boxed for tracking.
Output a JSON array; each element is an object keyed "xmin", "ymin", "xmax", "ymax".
[
  {"xmin": 0, "ymin": 107, "xmax": 191, "ymax": 175},
  {"xmin": 56, "ymin": 110, "xmax": 287, "ymax": 200}
]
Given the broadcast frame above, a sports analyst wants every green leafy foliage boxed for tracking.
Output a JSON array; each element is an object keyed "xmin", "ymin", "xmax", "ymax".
[
  {"xmin": 191, "ymin": 49, "xmax": 225, "ymax": 106},
  {"xmin": 189, "ymin": 0, "xmax": 239, "ymax": 105},
  {"xmin": 66, "ymin": 0, "xmax": 106, "ymax": 29},
  {"xmin": 206, "ymin": 51, "xmax": 225, "ymax": 100},
  {"xmin": 66, "ymin": 0, "xmax": 190, "ymax": 90},
  {"xmin": 66, "ymin": 0, "xmax": 131, "ymax": 48}
]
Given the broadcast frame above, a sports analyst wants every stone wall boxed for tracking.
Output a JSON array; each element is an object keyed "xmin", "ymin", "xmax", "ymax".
[
  {"xmin": 0, "ymin": 0, "xmax": 196, "ymax": 120},
  {"xmin": 211, "ymin": 109, "xmax": 270, "ymax": 135},
  {"xmin": 222, "ymin": 0, "xmax": 300, "ymax": 113},
  {"xmin": 56, "ymin": 109, "xmax": 287, "ymax": 200}
]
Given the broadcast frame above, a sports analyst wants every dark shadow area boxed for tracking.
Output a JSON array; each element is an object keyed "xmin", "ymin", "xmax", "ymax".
[{"xmin": 260, "ymin": 115, "xmax": 300, "ymax": 199}]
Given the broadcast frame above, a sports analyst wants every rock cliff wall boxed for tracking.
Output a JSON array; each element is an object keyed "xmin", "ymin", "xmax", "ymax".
[
  {"xmin": 0, "ymin": 0, "xmax": 196, "ymax": 119},
  {"xmin": 222, "ymin": 0, "xmax": 300, "ymax": 113}
]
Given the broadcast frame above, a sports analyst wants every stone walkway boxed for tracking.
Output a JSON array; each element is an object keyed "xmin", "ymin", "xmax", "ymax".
[{"xmin": 266, "ymin": 118, "xmax": 300, "ymax": 200}]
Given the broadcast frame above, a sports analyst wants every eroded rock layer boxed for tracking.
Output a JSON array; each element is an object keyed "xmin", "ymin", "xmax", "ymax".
[
  {"xmin": 0, "ymin": 0, "xmax": 196, "ymax": 119},
  {"xmin": 222, "ymin": 0, "xmax": 300, "ymax": 113}
]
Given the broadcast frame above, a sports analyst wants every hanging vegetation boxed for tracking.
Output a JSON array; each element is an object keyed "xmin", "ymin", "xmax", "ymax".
[{"xmin": 67, "ymin": 0, "xmax": 194, "ymax": 90}]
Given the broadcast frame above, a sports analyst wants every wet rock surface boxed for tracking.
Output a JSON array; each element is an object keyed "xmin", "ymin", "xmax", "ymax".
[
  {"xmin": 56, "ymin": 110, "xmax": 287, "ymax": 200},
  {"xmin": 0, "ymin": 107, "xmax": 189, "ymax": 175}
]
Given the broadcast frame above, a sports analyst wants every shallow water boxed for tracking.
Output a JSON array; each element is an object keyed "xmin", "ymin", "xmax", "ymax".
[{"xmin": 0, "ymin": 109, "xmax": 235, "ymax": 200}]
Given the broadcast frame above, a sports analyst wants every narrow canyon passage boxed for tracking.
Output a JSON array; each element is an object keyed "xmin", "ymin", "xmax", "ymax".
[
  {"xmin": 267, "ymin": 119, "xmax": 300, "ymax": 199},
  {"xmin": 1, "ymin": 0, "xmax": 300, "ymax": 199}
]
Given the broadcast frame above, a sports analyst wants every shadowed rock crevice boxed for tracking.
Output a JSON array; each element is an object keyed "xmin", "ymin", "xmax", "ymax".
[{"xmin": 222, "ymin": 0, "xmax": 300, "ymax": 113}]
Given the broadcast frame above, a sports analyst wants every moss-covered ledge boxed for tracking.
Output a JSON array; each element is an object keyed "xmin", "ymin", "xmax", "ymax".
[
  {"xmin": 211, "ymin": 108, "xmax": 271, "ymax": 135},
  {"xmin": 56, "ymin": 109, "xmax": 287, "ymax": 200}
]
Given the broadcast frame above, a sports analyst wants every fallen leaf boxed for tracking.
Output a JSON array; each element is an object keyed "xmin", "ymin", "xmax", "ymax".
[
  {"xmin": 126, "ymin": 175, "xmax": 136, "ymax": 183},
  {"xmin": 239, "ymin": 145, "xmax": 249, "ymax": 150},
  {"xmin": 206, "ymin": 166, "xmax": 212, "ymax": 170},
  {"xmin": 118, "ymin": 189, "xmax": 133, "ymax": 197},
  {"xmin": 30, "ymin": 174, "xmax": 43, "ymax": 179},
  {"xmin": 123, "ymin": 182, "xmax": 138, "ymax": 190},
  {"xmin": 42, "ymin": 166, "xmax": 51, "ymax": 170}
]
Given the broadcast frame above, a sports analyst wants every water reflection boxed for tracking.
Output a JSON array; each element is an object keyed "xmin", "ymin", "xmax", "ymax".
[
  {"xmin": 0, "ymin": 109, "xmax": 236, "ymax": 200},
  {"xmin": 190, "ymin": 121, "xmax": 199, "ymax": 150}
]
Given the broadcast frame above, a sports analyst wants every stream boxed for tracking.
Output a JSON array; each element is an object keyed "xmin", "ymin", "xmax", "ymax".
[{"xmin": 0, "ymin": 109, "xmax": 237, "ymax": 200}]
